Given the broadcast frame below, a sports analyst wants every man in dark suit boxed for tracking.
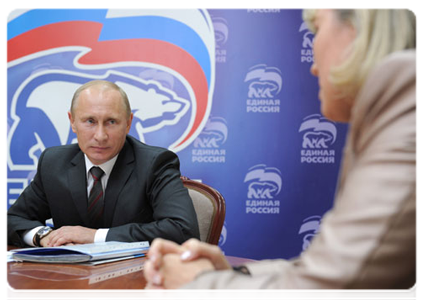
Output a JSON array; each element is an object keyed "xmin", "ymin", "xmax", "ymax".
[{"xmin": 8, "ymin": 80, "xmax": 199, "ymax": 248}]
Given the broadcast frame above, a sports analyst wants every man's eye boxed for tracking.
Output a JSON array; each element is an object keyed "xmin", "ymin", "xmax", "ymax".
[
  {"xmin": 87, "ymin": 119, "xmax": 95, "ymax": 124},
  {"xmin": 109, "ymin": 120, "xmax": 116, "ymax": 125}
]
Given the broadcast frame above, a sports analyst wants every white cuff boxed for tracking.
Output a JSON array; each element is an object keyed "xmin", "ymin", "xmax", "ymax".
[
  {"xmin": 94, "ymin": 228, "xmax": 109, "ymax": 243},
  {"xmin": 23, "ymin": 226, "xmax": 43, "ymax": 247}
]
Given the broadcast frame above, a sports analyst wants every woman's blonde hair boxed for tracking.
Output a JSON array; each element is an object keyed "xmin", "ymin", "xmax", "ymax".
[{"xmin": 303, "ymin": 9, "xmax": 416, "ymax": 99}]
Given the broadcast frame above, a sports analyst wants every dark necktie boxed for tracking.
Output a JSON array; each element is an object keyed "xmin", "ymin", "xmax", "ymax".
[{"xmin": 88, "ymin": 167, "xmax": 105, "ymax": 228}]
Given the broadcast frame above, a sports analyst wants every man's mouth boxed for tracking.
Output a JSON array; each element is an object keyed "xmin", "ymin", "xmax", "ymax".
[{"xmin": 91, "ymin": 146, "xmax": 108, "ymax": 151}]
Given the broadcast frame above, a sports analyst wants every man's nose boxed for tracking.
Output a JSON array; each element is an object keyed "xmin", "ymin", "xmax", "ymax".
[
  {"xmin": 94, "ymin": 124, "xmax": 108, "ymax": 141},
  {"xmin": 310, "ymin": 63, "xmax": 318, "ymax": 77}
]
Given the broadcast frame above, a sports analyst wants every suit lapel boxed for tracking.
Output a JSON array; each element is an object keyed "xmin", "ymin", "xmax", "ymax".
[
  {"xmin": 103, "ymin": 140, "xmax": 135, "ymax": 228},
  {"xmin": 67, "ymin": 151, "xmax": 89, "ymax": 226}
]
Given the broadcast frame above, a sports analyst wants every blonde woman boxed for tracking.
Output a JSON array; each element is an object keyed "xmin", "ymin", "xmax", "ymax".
[{"xmin": 144, "ymin": 9, "xmax": 416, "ymax": 289}]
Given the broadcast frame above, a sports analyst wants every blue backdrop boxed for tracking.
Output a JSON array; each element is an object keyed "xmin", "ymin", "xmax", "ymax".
[{"xmin": 7, "ymin": 9, "xmax": 348, "ymax": 260}]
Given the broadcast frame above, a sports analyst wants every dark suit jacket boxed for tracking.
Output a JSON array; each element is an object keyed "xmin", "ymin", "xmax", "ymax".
[{"xmin": 8, "ymin": 135, "xmax": 200, "ymax": 247}]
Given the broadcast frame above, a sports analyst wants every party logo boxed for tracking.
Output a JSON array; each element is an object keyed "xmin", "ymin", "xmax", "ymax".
[
  {"xmin": 8, "ymin": 9, "xmax": 216, "ymax": 171},
  {"xmin": 245, "ymin": 64, "xmax": 282, "ymax": 113},
  {"xmin": 298, "ymin": 215, "xmax": 321, "ymax": 250},
  {"xmin": 299, "ymin": 114, "xmax": 337, "ymax": 164},
  {"xmin": 192, "ymin": 116, "xmax": 227, "ymax": 163},
  {"xmin": 299, "ymin": 21, "xmax": 314, "ymax": 63},
  {"xmin": 212, "ymin": 16, "xmax": 229, "ymax": 63},
  {"xmin": 244, "ymin": 164, "xmax": 282, "ymax": 214}
]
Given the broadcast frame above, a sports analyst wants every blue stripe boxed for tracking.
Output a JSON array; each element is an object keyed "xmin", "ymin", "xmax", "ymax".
[
  {"xmin": 8, "ymin": 9, "xmax": 108, "ymax": 40},
  {"xmin": 99, "ymin": 16, "xmax": 211, "ymax": 87}
]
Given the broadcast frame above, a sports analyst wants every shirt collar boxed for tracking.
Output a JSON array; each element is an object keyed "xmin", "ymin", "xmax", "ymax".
[{"xmin": 84, "ymin": 154, "xmax": 119, "ymax": 178}]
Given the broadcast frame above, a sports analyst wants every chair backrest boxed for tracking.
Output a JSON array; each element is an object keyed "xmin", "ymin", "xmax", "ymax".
[{"xmin": 181, "ymin": 176, "xmax": 226, "ymax": 245}]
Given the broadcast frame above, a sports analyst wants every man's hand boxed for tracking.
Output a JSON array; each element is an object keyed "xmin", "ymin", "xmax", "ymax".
[{"xmin": 40, "ymin": 226, "xmax": 97, "ymax": 247}]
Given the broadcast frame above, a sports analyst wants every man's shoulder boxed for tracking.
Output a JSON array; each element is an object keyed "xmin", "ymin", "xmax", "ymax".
[
  {"xmin": 126, "ymin": 135, "xmax": 170, "ymax": 155},
  {"xmin": 42, "ymin": 143, "xmax": 81, "ymax": 158},
  {"xmin": 45, "ymin": 143, "xmax": 80, "ymax": 152}
]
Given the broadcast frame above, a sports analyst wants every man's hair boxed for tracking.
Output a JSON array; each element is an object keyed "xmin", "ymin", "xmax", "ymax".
[
  {"xmin": 303, "ymin": 9, "xmax": 416, "ymax": 99},
  {"xmin": 70, "ymin": 80, "xmax": 132, "ymax": 118}
]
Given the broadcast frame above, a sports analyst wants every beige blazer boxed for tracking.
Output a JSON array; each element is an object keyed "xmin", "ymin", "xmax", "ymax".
[{"xmin": 184, "ymin": 50, "xmax": 416, "ymax": 289}]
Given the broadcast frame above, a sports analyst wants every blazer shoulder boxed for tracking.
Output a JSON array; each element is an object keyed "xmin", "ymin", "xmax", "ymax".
[
  {"xmin": 41, "ymin": 143, "xmax": 82, "ymax": 163},
  {"xmin": 126, "ymin": 135, "xmax": 173, "ymax": 156},
  {"xmin": 43, "ymin": 143, "xmax": 80, "ymax": 154}
]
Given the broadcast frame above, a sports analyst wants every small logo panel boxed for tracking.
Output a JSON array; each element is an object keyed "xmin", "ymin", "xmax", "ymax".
[
  {"xmin": 298, "ymin": 215, "xmax": 321, "ymax": 251},
  {"xmin": 212, "ymin": 16, "xmax": 229, "ymax": 63},
  {"xmin": 245, "ymin": 64, "xmax": 282, "ymax": 113},
  {"xmin": 299, "ymin": 21, "xmax": 314, "ymax": 63},
  {"xmin": 244, "ymin": 164, "xmax": 282, "ymax": 214},
  {"xmin": 192, "ymin": 116, "xmax": 227, "ymax": 163},
  {"xmin": 299, "ymin": 114, "xmax": 337, "ymax": 164}
]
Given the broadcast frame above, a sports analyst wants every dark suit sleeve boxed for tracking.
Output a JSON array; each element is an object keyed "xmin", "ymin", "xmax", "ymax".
[
  {"xmin": 7, "ymin": 150, "xmax": 52, "ymax": 247},
  {"xmin": 106, "ymin": 149, "xmax": 200, "ymax": 244}
]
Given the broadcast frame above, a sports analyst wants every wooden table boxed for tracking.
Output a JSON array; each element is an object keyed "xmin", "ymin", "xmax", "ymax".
[
  {"xmin": 8, "ymin": 247, "xmax": 254, "ymax": 289},
  {"xmin": 8, "ymin": 256, "xmax": 148, "ymax": 289}
]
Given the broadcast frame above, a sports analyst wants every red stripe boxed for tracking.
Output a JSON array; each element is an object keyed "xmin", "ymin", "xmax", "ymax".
[
  {"xmin": 7, "ymin": 21, "xmax": 102, "ymax": 62},
  {"xmin": 88, "ymin": 191, "xmax": 103, "ymax": 211}
]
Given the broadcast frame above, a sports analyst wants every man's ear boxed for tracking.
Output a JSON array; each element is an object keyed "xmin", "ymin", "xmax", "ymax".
[
  {"xmin": 68, "ymin": 111, "xmax": 76, "ymax": 133},
  {"xmin": 126, "ymin": 112, "xmax": 134, "ymax": 134}
]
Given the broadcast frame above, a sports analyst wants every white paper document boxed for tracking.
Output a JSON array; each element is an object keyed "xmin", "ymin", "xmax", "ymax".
[{"xmin": 10, "ymin": 241, "xmax": 149, "ymax": 264}]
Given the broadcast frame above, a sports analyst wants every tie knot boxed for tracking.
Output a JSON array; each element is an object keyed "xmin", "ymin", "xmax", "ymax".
[{"xmin": 90, "ymin": 167, "xmax": 104, "ymax": 181}]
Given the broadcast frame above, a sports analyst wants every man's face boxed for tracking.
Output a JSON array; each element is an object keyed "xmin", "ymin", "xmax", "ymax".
[{"xmin": 68, "ymin": 86, "xmax": 133, "ymax": 165}]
